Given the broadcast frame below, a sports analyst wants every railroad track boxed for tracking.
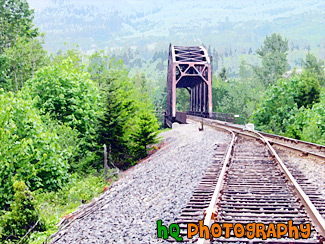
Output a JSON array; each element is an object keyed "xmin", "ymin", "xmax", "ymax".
[
  {"xmin": 187, "ymin": 115, "xmax": 325, "ymax": 161},
  {"xmin": 172, "ymin": 118, "xmax": 325, "ymax": 243}
]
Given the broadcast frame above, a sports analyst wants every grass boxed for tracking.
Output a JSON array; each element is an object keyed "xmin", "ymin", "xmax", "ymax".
[{"xmin": 27, "ymin": 172, "xmax": 116, "ymax": 244}]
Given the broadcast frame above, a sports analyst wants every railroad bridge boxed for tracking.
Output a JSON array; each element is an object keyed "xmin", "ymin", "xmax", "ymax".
[{"xmin": 165, "ymin": 44, "xmax": 212, "ymax": 127}]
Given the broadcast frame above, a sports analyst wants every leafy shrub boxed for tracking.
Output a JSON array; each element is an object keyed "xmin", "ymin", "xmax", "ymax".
[
  {"xmin": 42, "ymin": 115, "xmax": 82, "ymax": 168},
  {"xmin": 25, "ymin": 58, "xmax": 101, "ymax": 155},
  {"xmin": 0, "ymin": 181, "xmax": 43, "ymax": 243},
  {"xmin": 252, "ymin": 72, "xmax": 321, "ymax": 135},
  {"xmin": 0, "ymin": 90, "xmax": 70, "ymax": 210},
  {"xmin": 286, "ymin": 93, "xmax": 325, "ymax": 143}
]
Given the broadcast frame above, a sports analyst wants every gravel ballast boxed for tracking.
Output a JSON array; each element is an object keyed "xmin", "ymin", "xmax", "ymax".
[
  {"xmin": 51, "ymin": 122, "xmax": 230, "ymax": 244},
  {"xmin": 275, "ymin": 148, "xmax": 325, "ymax": 200}
]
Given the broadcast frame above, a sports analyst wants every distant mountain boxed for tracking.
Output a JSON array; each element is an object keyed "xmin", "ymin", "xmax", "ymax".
[{"xmin": 28, "ymin": 0, "xmax": 324, "ymax": 59}]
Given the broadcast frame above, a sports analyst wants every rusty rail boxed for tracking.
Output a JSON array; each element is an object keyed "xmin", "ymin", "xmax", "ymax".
[
  {"xmin": 197, "ymin": 126, "xmax": 236, "ymax": 244},
  {"xmin": 252, "ymin": 130, "xmax": 325, "ymax": 239},
  {"xmin": 187, "ymin": 115, "xmax": 325, "ymax": 161},
  {"xmin": 186, "ymin": 117, "xmax": 325, "ymax": 242}
]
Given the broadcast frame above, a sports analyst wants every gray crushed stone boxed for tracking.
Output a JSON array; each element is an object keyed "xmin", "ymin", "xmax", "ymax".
[
  {"xmin": 275, "ymin": 148, "xmax": 325, "ymax": 198},
  {"xmin": 51, "ymin": 122, "xmax": 230, "ymax": 244}
]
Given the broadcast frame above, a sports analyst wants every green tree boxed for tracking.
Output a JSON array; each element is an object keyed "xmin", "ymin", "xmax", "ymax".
[
  {"xmin": 87, "ymin": 51, "xmax": 109, "ymax": 87},
  {"xmin": 293, "ymin": 72, "xmax": 321, "ymax": 109},
  {"xmin": 0, "ymin": 0, "xmax": 38, "ymax": 52},
  {"xmin": 218, "ymin": 67, "xmax": 227, "ymax": 81},
  {"xmin": 239, "ymin": 60, "xmax": 253, "ymax": 80},
  {"xmin": 87, "ymin": 53, "xmax": 160, "ymax": 167},
  {"xmin": 213, "ymin": 78, "xmax": 262, "ymax": 124},
  {"xmin": 254, "ymin": 33, "xmax": 289, "ymax": 86},
  {"xmin": 286, "ymin": 93, "xmax": 325, "ymax": 144},
  {"xmin": 53, "ymin": 45, "xmax": 83, "ymax": 71},
  {"xmin": 176, "ymin": 88, "xmax": 190, "ymax": 112},
  {"xmin": 132, "ymin": 71, "xmax": 148, "ymax": 93},
  {"xmin": 303, "ymin": 52, "xmax": 325, "ymax": 86},
  {"xmin": 97, "ymin": 62, "xmax": 136, "ymax": 168},
  {"xmin": 0, "ymin": 90, "xmax": 71, "ymax": 209},
  {"xmin": 0, "ymin": 0, "xmax": 48, "ymax": 92},
  {"xmin": 88, "ymin": 54, "xmax": 131, "ymax": 163},
  {"xmin": 131, "ymin": 110, "xmax": 159, "ymax": 159},
  {"xmin": 0, "ymin": 36, "xmax": 48, "ymax": 91},
  {"xmin": 252, "ymin": 72, "xmax": 321, "ymax": 135},
  {"xmin": 25, "ymin": 58, "xmax": 100, "ymax": 154},
  {"xmin": 213, "ymin": 60, "xmax": 264, "ymax": 124}
]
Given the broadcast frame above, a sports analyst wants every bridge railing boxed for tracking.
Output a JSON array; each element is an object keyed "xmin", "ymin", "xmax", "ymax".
[
  {"xmin": 186, "ymin": 111, "xmax": 210, "ymax": 118},
  {"xmin": 187, "ymin": 111, "xmax": 236, "ymax": 123}
]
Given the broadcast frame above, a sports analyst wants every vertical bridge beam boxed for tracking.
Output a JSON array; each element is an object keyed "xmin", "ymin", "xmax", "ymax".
[{"xmin": 166, "ymin": 44, "xmax": 213, "ymax": 125}]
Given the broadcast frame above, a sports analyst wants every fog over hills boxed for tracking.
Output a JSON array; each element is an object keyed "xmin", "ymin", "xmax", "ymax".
[{"xmin": 27, "ymin": 0, "xmax": 325, "ymax": 56}]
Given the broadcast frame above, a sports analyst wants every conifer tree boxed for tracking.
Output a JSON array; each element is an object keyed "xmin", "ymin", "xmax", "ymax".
[
  {"xmin": 96, "ymin": 59, "xmax": 136, "ymax": 167},
  {"xmin": 97, "ymin": 80, "xmax": 133, "ymax": 162},
  {"xmin": 131, "ymin": 110, "xmax": 159, "ymax": 159}
]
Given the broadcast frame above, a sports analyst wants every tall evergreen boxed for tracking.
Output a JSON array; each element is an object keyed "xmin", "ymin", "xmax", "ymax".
[
  {"xmin": 95, "ymin": 58, "xmax": 136, "ymax": 167},
  {"xmin": 98, "ymin": 79, "xmax": 134, "ymax": 162},
  {"xmin": 131, "ymin": 110, "xmax": 159, "ymax": 159}
]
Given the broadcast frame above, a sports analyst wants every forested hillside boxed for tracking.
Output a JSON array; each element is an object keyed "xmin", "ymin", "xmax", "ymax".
[
  {"xmin": 29, "ymin": 0, "xmax": 324, "ymax": 53},
  {"xmin": 0, "ymin": 0, "xmax": 324, "ymax": 243},
  {"xmin": 0, "ymin": 1, "xmax": 160, "ymax": 243},
  {"xmin": 26, "ymin": 0, "xmax": 325, "ymax": 111}
]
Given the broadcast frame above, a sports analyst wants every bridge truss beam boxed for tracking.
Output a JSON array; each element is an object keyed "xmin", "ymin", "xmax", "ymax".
[{"xmin": 166, "ymin": 44, "xmax": 212, "ymax": 124}]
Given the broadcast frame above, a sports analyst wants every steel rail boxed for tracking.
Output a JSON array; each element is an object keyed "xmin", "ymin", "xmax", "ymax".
[
  {"xmin": 221, "ymin": 119, "xmax": 325, "ymax": 158},
  {"xmin": 260, "ymin": 130, "xmax": 325, "ymax": 151},
  {"xmin": 191, "ymin": 118, "xmax": 325, "ymax": 242},
  {"xmin": 188, "ymin": 115, "xmax": 325, "ymax": 160},
  {"xmin": 227, "ymin": 128, "xmax": 324, "ymax": 160},
  {"xmin": 197, "ymin": 126, "xmax": 236, "ymax": 244},
  {"xmin": 267, "ymin": 139, "xmax": 325, "ymax": 160},
  {"xmin": 252, "ymin": 130, "xmax": 325, "ymax": 240}
]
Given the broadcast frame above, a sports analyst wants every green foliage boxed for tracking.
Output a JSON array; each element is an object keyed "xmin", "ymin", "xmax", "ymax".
[
  {"xmin": 0, "ymin": 90, "xmax": 70, "ymax": 210},
  {"xmin": 176, "ymin": 88, "xmax": 190, "ymax": 112},
  {"xmin": 0, "ymin": 0, "xmax": 38, "ymax": 52},
  {"xmin": 218, "ymin": 67, "xmax": 228, "ymax": 81},
  {"xmin": 87, "ymin": 50, "xmax": 110, "ymax": 86},
  {"xmin": 53, "ymin": 45, "xmax": 84, "ymax": 71},
  {"xmin": 0, "ymin": 36, "xmax": 48, "ymax": 92},
  {"xmin": 252, "ymin": 72, "xmax": 322, "ymax": 137},
  {"xmin": 292, "ymin": 72, "xmax": 321, "ymax": 108},
  {"xmin": 28, "ymin": 173, "xmax": 111, "ymax": 244},
  {"xmin": 25, "ymin": 59, "xmax": 100, "ymax": 155},
  {"xmin": 132, "ymin": 71, "xmax": 148, "ymax": 93},
  {"xmin": 213, "ymin": 61, "xmax": 264, "ymax": 124},
  {"xmin": 42, "ymin": 116, "xmax": 81, "ymax": 168},
  {"xmin": 254, "ymin": 33, "xmax": 289, "ymax": 86},
  {"xmin": 89, "ymin": 52, "xmax": 160, "ymax": 167},
  {"xmin": 131, "ymin": 110, "xmax": 160, "ymax": 159},
  {"xmin": 286, "ymin": 93, "xmax": 325, "ymax": 144},
  {"xmin": 0, "ymin": 0, "xmax": 47, "ymax": 93},
  {"xmin": 303, "ymin": 52, "xmax": 325, "ymax": 86},
  {"xmin": 0, "ymin": 181, "xmax": 42, "ymax": 243},
  {"xmin": 97, "ymin": 60, "xmax": 136, "ymax": 167}
]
